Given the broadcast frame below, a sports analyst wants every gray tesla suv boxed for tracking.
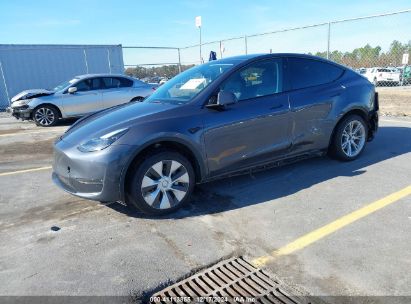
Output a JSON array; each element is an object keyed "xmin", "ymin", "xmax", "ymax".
[{"xmin": 52, "ymin": 54, "xmax": 379, "ymax": 215}]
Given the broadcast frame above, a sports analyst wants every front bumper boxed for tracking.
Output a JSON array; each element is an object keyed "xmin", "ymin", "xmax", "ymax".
[
  {"xmin": 52, "ymin": 139, "xmax": 135, "ymax": 202},
  {"xmin": 7, "ymin": 106, "xmax": 32, "ymax": 119}
]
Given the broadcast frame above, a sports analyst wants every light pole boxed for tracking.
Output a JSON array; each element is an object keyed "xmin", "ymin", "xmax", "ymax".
[{"xmin": 195, "ymin": 16, "xmax": 202, "ymax": 63}]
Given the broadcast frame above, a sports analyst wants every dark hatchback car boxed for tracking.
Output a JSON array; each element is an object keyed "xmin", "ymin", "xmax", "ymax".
[{"xmin": 53, "ymin": 54, "xmax": 378, "ymax": 215}]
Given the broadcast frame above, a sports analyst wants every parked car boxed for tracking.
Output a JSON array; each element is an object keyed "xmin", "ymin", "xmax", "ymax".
[
  {"xmin": 398, "ymin": 65, "xmax": 411, "ymax": 85},
  {"xmin": 52, "ymin": 54, "xmax": 379, "ymax": 215},
  {"xmin": 159, "ymin": 77, "xmax": 169, "ymax": 85},
  {"xmin": 141, "ymin": 76, "xmax": 169, "ymax": 85},
  {"xmin": 365, "ymin": 67, "xmax": 400, "ymax": 86},
  {"xmin": 7, "ymin": 74, "xmax": 157, "ymax": 127},
  {"xmin": 356, "ymin": 68, "xmax": 367, "ymax": 75}
]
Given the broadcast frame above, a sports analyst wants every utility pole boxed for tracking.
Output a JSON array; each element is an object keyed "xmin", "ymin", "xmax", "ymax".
[
  {"xmin": 327, "ymin": 21, "xmax": 331, "ymax": 59},
  {"xmin": 196, "ymin": 16, "xmax": 202, "ymax": 63}
]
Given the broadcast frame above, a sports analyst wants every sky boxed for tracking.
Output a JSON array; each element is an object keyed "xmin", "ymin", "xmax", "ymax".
[{"xmin": 0, "ymin": 0, "xmax": 410, "ymax": 65}]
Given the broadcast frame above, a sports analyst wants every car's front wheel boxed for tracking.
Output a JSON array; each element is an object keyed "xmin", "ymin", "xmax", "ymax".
[
  {"xmin": 127, "ymin": 151, "xmax": 195, "ymax": 215},
  {"xmin": 330, "ymin": 115, "xmax": 368, "ymax": 161},
  {"xmin": 33, "ymin": 105, "xmax": 59, "ymax": 127}
]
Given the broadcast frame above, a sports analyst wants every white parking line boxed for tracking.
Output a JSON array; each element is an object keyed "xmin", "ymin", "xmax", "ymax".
[
  {"xmin": 0, "ymin": 129, "xmax": 65, "ymax": 138},
  {"xmin": 252, "ymin": 184, "xmax": 411, "ymax": 267},
  {"xmin": 0, "ymin": 166, "xmax": 52, "ymax": 177},
  {"xmin": 380, "ymin": 118, "xmax": 411, "ymax": 124}
]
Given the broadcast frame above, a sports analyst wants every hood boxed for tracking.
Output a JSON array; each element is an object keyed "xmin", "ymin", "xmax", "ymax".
[
  {"xmin": 11, "ymin": 89, "xmax": 54, "ymax": 102},
  {"xmin": 61, "ymin": 101, "xmax": 177, "ymax": 144}
]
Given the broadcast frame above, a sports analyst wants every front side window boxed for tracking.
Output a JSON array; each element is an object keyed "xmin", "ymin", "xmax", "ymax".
[
  {"xmin": 220, "ymin": 59, "xmax": 283, "ymax": 101},
  {"xmin": 76, "ymin": 78, "xmax": 102, "ymax": 91},
  {"xmin": 289, "ymin": 57, "xmax": 344, "ymax": 90},
  {"xmin": 145, "ymin": 59, "xmax": 243, "ymax": 105},
  {"xmin": 75, "ymin": 80, "xmax": 91, "ymax": 92}
]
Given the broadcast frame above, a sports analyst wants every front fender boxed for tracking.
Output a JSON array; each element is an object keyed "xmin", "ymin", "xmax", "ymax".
[
  {"xmin": 28, "ymin": 96, "xmax": 63, "ymax": 111},
  {"xmin": 118, "ymin": 133, "xmax": 207, "ymax": 203}
]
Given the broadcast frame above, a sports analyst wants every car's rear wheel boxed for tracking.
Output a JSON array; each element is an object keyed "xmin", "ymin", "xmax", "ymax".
[
  {"xmin": 33, "ymin": 105, "xmax": 59, "ymax": 127},
  {"xmin": 127, "ymin": 151, "xmax": 195, "ymax": 215},
  {"xmin": 330, "ymin": 114, "xmax": 368, "ymax": 161}
]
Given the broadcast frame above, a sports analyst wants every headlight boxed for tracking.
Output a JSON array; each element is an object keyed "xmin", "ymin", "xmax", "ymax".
[
  {"xmin": 77, "ymin": 128, "xmax": 128, "ymax": 152},
  {"xmin": 12, "ymin": 99, "xmax": 32, "ymax": 106}
]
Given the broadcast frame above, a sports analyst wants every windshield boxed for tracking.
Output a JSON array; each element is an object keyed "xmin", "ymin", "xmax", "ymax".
[
  {"xmin": 53, "ymin": 78, "xmax": 78, "ymax": 92},
  {"xmin": 145, "ymin": 60, "xmax": 241, "ymax": 105}
]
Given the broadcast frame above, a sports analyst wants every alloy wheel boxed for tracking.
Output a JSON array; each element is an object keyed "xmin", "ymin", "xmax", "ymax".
[
  {"xmin": 140, "ymin": 160, "xmax": 190, "ymax": 209},
  {"xmin": 34, "ymin": 107, "xmax": 55, "ymax": 126},
  {"xmin": 341, "ymin": 120, "xmax": 366, "ymax": 157}
]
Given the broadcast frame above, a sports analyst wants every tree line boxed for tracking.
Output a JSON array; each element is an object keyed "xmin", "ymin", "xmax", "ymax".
[
  {"xmin": 125, "ymin": 40, "xmax": 411, "ymax": 80},
  {"xmin": 125, "ymin": 64, "xmax": 194, "ymax": 80},
  {"xmin": 312, "ymin": 40, "xmax": 411, "ymax": 68}
]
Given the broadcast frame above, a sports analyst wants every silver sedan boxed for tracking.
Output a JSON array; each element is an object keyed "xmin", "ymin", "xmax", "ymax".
[{"xmin": 7, "ymin": 74, "xmax": 157, "ymax": 127}]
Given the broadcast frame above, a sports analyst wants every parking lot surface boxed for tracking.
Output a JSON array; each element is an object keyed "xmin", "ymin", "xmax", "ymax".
[{"xmin": 0, "ymin": 115, "xmax": 410, "ymax": 302}]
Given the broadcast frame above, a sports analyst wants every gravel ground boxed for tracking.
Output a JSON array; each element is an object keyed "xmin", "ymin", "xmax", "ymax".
[{"xmin": 377, "ymin": 86, "xmax": 411, "ymax": 117}]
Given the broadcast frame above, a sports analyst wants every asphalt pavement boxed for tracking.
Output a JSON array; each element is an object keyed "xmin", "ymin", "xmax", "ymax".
[{"xmin": 0, "ymin": 115, "xmax": 410, "ymax": 303}]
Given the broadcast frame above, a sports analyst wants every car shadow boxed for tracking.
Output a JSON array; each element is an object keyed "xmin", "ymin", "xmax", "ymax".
[
  {"xmin": 57, "ymin": 118, "xmax": 79, "ymax": 126},
  {"xmin": 106, "ymin": 126, "xmax": 411, "ymax": 219}
]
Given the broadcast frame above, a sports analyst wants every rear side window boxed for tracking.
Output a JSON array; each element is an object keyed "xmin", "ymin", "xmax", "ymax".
[
  {"xmin": 102, "ymin": 77, "xmax": 133, "ymax": 88},
  {"xmin": 289, "ymin": 58, "xmax": 344, "ymax": 90},
  {"xmin": 377, "ymin": 68, "xmax": 390, "ymax": 72},
  {"xmin": 118, "ymin": 77, "xmax": 134, "ymax": 87}
]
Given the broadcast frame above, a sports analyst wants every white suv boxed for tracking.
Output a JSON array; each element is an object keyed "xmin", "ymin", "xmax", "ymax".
[{"xmin": 365, "ymin": 67, "xmax": 400, "ymax": 86}]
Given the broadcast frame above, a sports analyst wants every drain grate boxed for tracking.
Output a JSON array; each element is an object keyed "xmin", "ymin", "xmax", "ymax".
[{"xmin": 151, "ymin": 257, "xmax": 313, "ymax": 304}]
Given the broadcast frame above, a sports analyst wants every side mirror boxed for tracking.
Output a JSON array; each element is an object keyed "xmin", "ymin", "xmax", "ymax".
[
  {"xmin": 206, "ymin": 91, "xmax": 237, "ymax": 109},
  {"xmin": 217, "ymin": 91, "xmax": 237, "ymax": 106},
  {"xmin": 68, "ymin": 87, "xmax": 77, "ymax": 94}
]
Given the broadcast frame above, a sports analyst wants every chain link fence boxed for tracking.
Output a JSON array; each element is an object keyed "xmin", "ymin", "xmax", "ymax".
[
  {"xmin": 325, "ymin": 11, "xmax": 411, "ymax": 87},
  {"xmin": 122, "ymin": 46, "xmax": 183, "ymax": 83},
  {"xmin": 124, "ymin": 9, "xmax": 411, "ymax": 88}
]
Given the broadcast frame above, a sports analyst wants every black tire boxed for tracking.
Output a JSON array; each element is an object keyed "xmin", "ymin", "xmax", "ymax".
[
  {"xmin": 126, "ymin": 151, "xmax": 195, "ymax": 215},
  {"xmin": 329, "ymin": 114, "xmax": 368, "ymax": 161},
  {"xmin": 33, "ymin": 105, "xmax": 59, "ymax": 127}
]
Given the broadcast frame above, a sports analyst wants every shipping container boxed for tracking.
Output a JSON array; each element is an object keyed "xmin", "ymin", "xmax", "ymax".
[{"xmin": 0, "ymin": 44, "xmax": 124, "ymax": 110}]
